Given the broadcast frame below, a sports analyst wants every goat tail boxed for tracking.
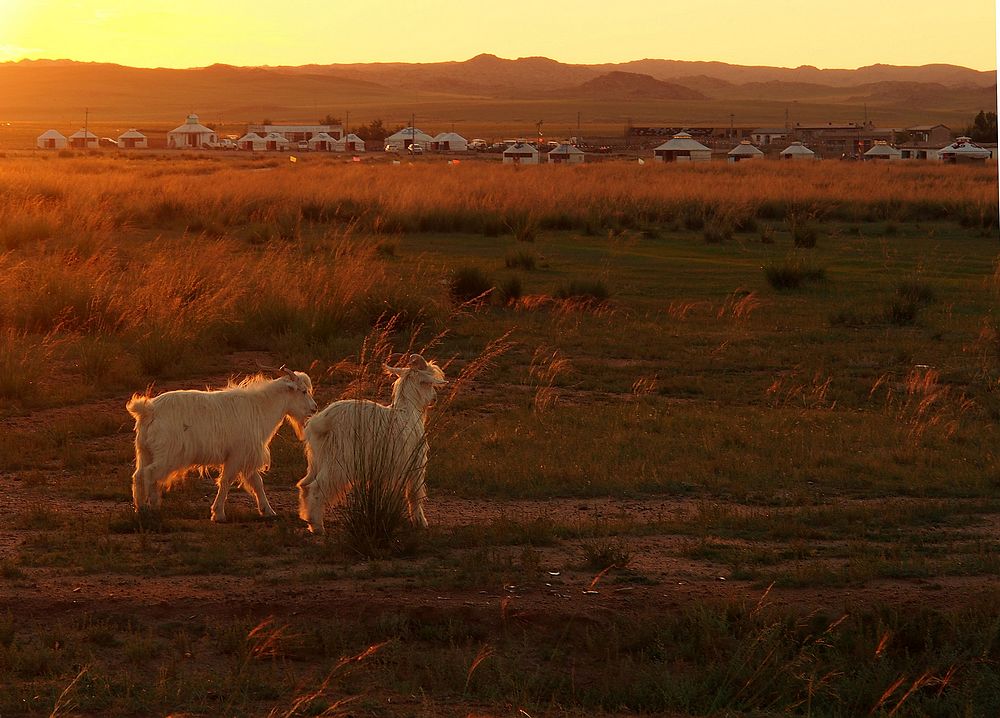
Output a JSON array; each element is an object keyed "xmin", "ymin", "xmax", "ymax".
[{"xmin": 126, "ymin": 394, "xmax": 154, "ymax": 424}]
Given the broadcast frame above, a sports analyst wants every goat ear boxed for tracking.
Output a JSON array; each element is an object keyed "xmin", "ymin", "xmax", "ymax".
[{"xmin": 384, "ymin": 363, "xmax": 406, "ymax": 377}]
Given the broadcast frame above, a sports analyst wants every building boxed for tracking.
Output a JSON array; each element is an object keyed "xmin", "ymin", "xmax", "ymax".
[
  {"xmin": 430, "ymin": 132, "xmax": 469, "ymax": 152},
  {"xmin": 307, "ymin": 132, "xmax": 337, "ymax": 151},
  {"xmin": 779, "ymin": 141, "xmax": 816, "ymax": 160},
  {"xmin": 68, "ymin": 129, "xmax": 98, "ymax": 149},
  {"xmin": 862, "ymin": 141, "xmax": 902, "ymax": 161},
  {"xmin": 792, "ymin": 123, "xmax": 894, "ymax": 157},
  {"xmin": 36, "ymin": 129, "xmax": 67, "ymax": 149},
  {"xmin": 727, "ymin": 140, "xmax": 764, "ymax": 162},
  {"xmin": 751, "ymin": 128, "xmax": 788, "ymax": 146},
  {"xmin": 237, "ymin": 132, "xmax": 266, "ymax": 151},
  {"xmin": 653, "ymin": 132, "xmax": 712, "ymax": 162},
  {"xmin": 262, "ymin": 132, "xmax": 291, "ymax": 151},
  {"xmin": 502, "ymin": 142, "xmax": 540, "ymax": 164},
  {"xmin": 547, "ymin": 143, "xmax": 585, "ymax": 164},
  {"xmin": 899, "ymin": 146, "xmax": 940, "ymax": 161},
  {"xmin": 385, "ymin": 127, "xmax": 434, "ymax": 151},
  {"xmin": 167, "ymin": 114, "xmax": 217, "ymax": 149},
  {"xmin": 117, "ymin": 129, "xmax": 148, "ymax": 149},
  {"xmin": 335, "ymin": 133, "xmax": 366, "ymax": 152},
  {"xmin": 938, "ymin": 136, "xmax": 993, "ymax": 164},
  {"xmin": 247, "ymin": 124, "xmax": 342, "ymax": 142},
  {"xmin": 906, "ymin": 125, "xmax": 951, "ymax": 146}
]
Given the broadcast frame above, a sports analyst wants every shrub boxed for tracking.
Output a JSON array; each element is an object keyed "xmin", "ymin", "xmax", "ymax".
[
  {"xmin": 582, "ymin": 538, "xmax": 632, "ymax": 570},
  {"xmin": 895, "ymin": 279, "xmax": 936, "ymax": 306},
  {"xmin": 703, "ymin": 222, "xmax": 733, "ymax": 244},
  {"xmin": 504, "ymin": 250, "xmax": 536, "ymax": 270},
  {"xmin": 886, "ymin": 298, "xmax": 920, "ymax": 326},
  {"xmin": 497, "ymin": 276, "xmax": 523, "ymax": 305},
  {"xmin": 448, "ymin": 266, "xmax": 493, "ymax": 306},
  {"xmin": 792, "ymin": 223, "xmax": 818, "ymax": 248},
  {"xmin": 764, "ymin": 257, "xmax": 826, "ymax": 290},
  {"xmin": 555, "ymin": 279, "xmax": 610, "ymax": 303}
]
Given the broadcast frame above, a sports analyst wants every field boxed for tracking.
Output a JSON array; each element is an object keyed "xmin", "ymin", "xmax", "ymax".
[{"xmin": 1, "ymin": 154, "xmax": 999, "ymax": 717}]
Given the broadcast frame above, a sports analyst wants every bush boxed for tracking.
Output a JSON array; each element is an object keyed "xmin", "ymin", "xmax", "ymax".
[
  {"xmin": 504, "ymin": 250, "xmax": 536, "ymax": 270},
  {"xmin": 555, "ymin": 279, "xmax": 610, "ymax": 303},
  {"xmin": 582, "ymin": 538, "xmax": 632, "ymax": 570},
  {"xmin": 448, "ymin": 266, "xmax": 493, "ymax": 306},
  {"xmin": 497, "ymin": 276, "xmax": 523, "ymax": 305},
  {"xmin": 792, "ymin": 223, "xmax": 818, "ymax": 248},
  {"xmin": 703, "ymin": 222, "xmax": 733, "ymax": 244},
  {"xmin": 764, "ymin": 257, "xmax": 826, "ymax": 290},
  {"xmin": 886, "ymin": 298, "xmax": 920, "ymax": 326},
  {"xmin": 895, "ymin": 279, "xmax": 936, "ymax": 306}
]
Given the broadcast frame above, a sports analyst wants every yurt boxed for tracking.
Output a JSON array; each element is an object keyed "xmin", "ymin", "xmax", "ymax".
[
  {"xmin": 263, "ymin": 132, "xmax": 291, "ymax": 151},
  {"xmin": 938, "ymin": 136, "xmax": 992, "ymax": 164},
  {"xmin": 862, "ymin": 141, "xmax": 902, "ymax": 161},
  {"xmin": 430, "ymin": 132, "xmax": 469, "ymax": 152},
  {"xmin": 237, "ymin": 132, "xmax": 266, "ymax": 151},
  {"xmin": 385, "ymin": 127, "xmax": 434, "ymax": 151},
  {"xmin": 308, "ymin": 132, "xmax": 337, "ymax": 151},
  {"xmin": 502, "ymin": 142, "xmax": 540, "ymax": 165},
  {"xmin": 167, "ymin": 114, "xmax": 217, "ymax": 149},
  {"xmin": 335, "ymin": 133, "xmax": 366, "ymax": 152},
  {"xmin": 779, "ymin": 141, "xmax": 816, "ymax": 160},
  {"xmin": 547, "ymin": 143, "xmax": 585, "ymax": 164},
  {"xmin": 68, "ymin": 129, "xmax": 98, "ymax": 149},
  {"xmin": 727, "ymin": 140, "xmax": 764, "ymax": 162},
  {"xmin": 653, "ymin": 132, "xmax": 712, "ymax": 162},
  {"xmin": 117, "ymin": 129, "xmax": 148, "ymax": 149},
  {"xmin": 36, "ymin": 130, "xmax": 67, "ymax": 149}
]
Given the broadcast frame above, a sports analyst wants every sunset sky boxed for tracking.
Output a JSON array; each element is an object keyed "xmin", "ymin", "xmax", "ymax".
[{"xmin": 1, "ymin": 0, "xmax": 997, "ymax": 70}]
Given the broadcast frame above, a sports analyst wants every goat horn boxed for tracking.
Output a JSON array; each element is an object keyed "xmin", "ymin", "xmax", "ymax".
[
  {"xmin": 254, "ymin": 359, "xmax": 280, "ymax": 374},
  {"xmin": 408, "ymin": 354, "xmax": 427, "ymax": 369},
  {"xmin": 279, "ymin": 365, "xmax": 296, "ymax": 379}
]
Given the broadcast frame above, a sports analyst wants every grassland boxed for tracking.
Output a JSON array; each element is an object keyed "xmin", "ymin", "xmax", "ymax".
[{"xmin": 0, "ymin": 154, "xmax": 998, "ymax": 716}]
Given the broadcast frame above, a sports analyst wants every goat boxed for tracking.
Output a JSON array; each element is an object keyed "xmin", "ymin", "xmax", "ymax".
[
  {"xmin": 297, "ymin": 354, "xmax": 447, "ymax": 535},
  {"xmin": 127, "ymin": 367, "xmax": 317, "ymax": 522}
]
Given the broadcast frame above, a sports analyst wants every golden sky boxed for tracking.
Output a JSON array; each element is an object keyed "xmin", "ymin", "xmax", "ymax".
[{"xmin": 1, "ymin": 0, "xmax": 997, "ymax": 70}]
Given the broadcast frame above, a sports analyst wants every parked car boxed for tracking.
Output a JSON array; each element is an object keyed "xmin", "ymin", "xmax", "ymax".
[
  {"xmin": 297, "ymin": 141, "xmax": 309, "ymax": 151},
  {"xmin": 468, "ymin": 138, "xmax": 488, "ymax": 151},
  {"xmin": 407, "ymin": 144, "xmax": 424, "ymax": 155},
  {"xmin": 384, "ymin": 143, "xmax": 400, "ymax": 153}
]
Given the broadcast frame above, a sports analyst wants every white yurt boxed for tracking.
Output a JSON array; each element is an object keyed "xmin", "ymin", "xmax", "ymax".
[
  {"xmin": 335, "ymin": 133, "xmax": 367, "ymax": 152},
  {"xmin": 117, "ymin": 129, "xmax": 148, "ymax": 149},
  {"xmin": 68, "ymin": 129, "xmax": 98, "ymax": 149},
  {"xmin": 779, "ymin": 141, "xmax": 816, "ymax": 160},
  {"xmin": 36, "ymin": 129, "xmax": 67, "ymax": 149},
  {"xmin": 547, "ymin": 143, "xmax": 585, "ymax": 164},
  {"xmin": 653, "ymin": 132, "xmax": 712, "ymax": 162},
  {"xmin": 862, "ymin": 141, "xmax": 902, "ymax": 161},
  {"xmin": 938, "ymin": 137, "xmax": 992, "ymax": 164},
  {"xmin": 263, "ymin": 132, "xmax": 291, "ymax": 151},
  {"xmin": 167, "ymin": 114, "xmax": 217, "ymax": 149},
  {"xmin": 502, "ymin": 142, "xmax": 540, "ymax": 165},
  {"xmin": 237, "ymin": 132, "xmax": 266, "ymax": 151},
  {"xmin": 308, "ymin": 132, "xmax": 337, "ymax": 151},
  {"xmin": 727, "ymin": 140, "xmax": 764, "ymax": 162},
  {"xmin": 385, "ymin": 127, "xmax": 434, "ymax": 150},
  {"xmin": 430, "ymin": 132, "xmax": 469, "ymax": 152}
]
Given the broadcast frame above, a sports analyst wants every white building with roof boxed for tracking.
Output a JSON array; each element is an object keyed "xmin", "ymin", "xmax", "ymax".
[
  {"xmin": 168, "ymin": 114, "xmax": 217, "ymax": 149},
  {"xmin": 308, "ymin": 132, "xmax": 337, "ymax": 151},
  {"xmin": 779, "ymin": 141, "xmax": 816, "ymax": 160},
  {"xmin": 727, "ymin": 140, "xmax": 764, "ymax": 162},
  {"xmin": 117, "ymin": 129, "xmax": 148, "ymax": 149},
  {"xmin": 263, "ymin": 132, "xmax": 291, "ymax": 151},
  {"xmin": 385, "ymin": 127, "xmax": 434, "ymax": 151},
  {"xmin": 68, "ymin": 129, "xmax": 98, "ymax": 149},
  {"xmin": 751, "ymin": 127, "xmax": 788, "ymax": 146},
  {"xmin": 334, "ymin": 133, "xmax": 366, "ymax": 152},
  {"xmin": 938, "ymin": 137, "xmax": 992, "ymax": 164},
  {"xmin": 37, "ymin": 129, "xmax": 67, "ymax": 149},
  {"xmin": 502, "ymin": 142, "xmax": 540, "ymax": 164},
  {"xmin": 547, "ymin": 143, "xmax": 585, "ymax": 164},
  {"xmin": 430, "ymin": 132, "xmax": 468, "ymax": 152},
  {"xmin": 248, "ymin": 124, "xmax": 341, "ymax": 142},
  {"xmin": 653, "ymin": 132, "xmax": 712, "ymax": 162},
  {"xmin": 237, "ymin": 132, "xmax": 266, "ymax": 151},
  {"xmin": 862, "ymin": 141, "xmax": 902, "ymax": 161}
]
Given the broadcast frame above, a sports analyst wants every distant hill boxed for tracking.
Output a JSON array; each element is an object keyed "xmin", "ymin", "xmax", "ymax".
[{"xmin": 558, "ymin": 71, "xmax": 706, "ymax": 100}]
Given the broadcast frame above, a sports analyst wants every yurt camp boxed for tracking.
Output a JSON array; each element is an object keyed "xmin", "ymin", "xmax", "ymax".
[
  {"xmin": 36, "ymin": 130, "xmax": 67, "ymax": 149},
  {"xmin": 938, "ymin": 137, "xmax": 993, "ymax": 164},
  {"xmin": 779, "ymin": 142, "xmax": 816, "ymax": 160},
  {"xmin": 727, "ymin": 140, "xmax": 764, "ymax": 162},
  {"xmin": 308, "ymin": 132, "xmax": 337, "ymax": 151},
  {"xmin": 68, "ymin": 129, "xmax": 98, "ymax": 149},
  {"xmin": 502, "ymin": 142, "xmax": 540, "ymax": 165},
  {"xmin": 167, "ymin": 114, "xmax": 217, "ymax": 149},
  {"xmin": 335, "ymin": 133, "xmax": 367, "ymax": 152},
  {"xmin": 117, "ymin": 129, "xmax": 148, "ymax": 149},
  {"xmin": 263, "ymin": 132, "xmax": 291, "ymax": 151},
  {"xmin": 237, "ymin": 132, "xmax": 266, "ymax": 151},
  {"xmin": 652, "ymin": 132, "xmax": 712, "ymax": 162},
  {"xmin": 385, "ymin": 127, "xmax": 434, "ymax": 151},
  {"xmin": 547, "ymin": 143, "xmax": 585, "ymax": 164},
  {"xmin": 430, "ymin": 132, "xmax": 469, "ymax": 152}
]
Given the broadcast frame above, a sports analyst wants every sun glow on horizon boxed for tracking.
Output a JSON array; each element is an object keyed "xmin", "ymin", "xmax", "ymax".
[{"xmin": 1, "ymin": 0, "xmax": 997, "ymax": 71}]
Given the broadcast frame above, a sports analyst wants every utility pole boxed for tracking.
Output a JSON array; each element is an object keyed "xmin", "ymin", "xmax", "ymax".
[
  {"xmin": 84, "ymin": 107, "xmax": 89, "ymax": 149},
  {"xmin": 729, "ymin": 113, "xmax": 734, "ymax": 138}
]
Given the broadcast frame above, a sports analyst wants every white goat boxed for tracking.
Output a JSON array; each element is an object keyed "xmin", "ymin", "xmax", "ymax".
[
  {"xmin": 297, "ymin": 354, "xmax": 447, "ymax": 535},
  {"xmin": 127, "ymin": 368, "xmax": 317, "ymax": 521}
]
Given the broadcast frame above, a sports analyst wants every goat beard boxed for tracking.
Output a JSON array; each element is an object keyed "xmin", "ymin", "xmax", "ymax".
[{"xmin": 285, "ymin": 415, "xmax": 306, "ymax": 440}]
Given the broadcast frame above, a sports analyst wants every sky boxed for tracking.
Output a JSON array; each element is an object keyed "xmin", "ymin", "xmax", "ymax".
[{"xmin": 1, "ymin": 1, "xmax": 997, "ymax": 71}]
